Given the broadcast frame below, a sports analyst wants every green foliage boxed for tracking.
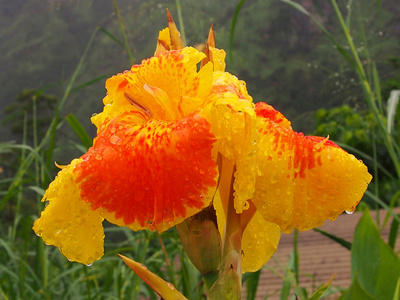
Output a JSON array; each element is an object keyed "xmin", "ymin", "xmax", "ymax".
[
  {"xmin": 3, "ymin": 89, "xmax": 58, "ymax": 143},
  {"xmin": 314, "ymin": 105, "xmax": 371, "ymax": 150},
  {"xmin": 340, "ymin": 209, "xmax": 400, "ymax": 300}
]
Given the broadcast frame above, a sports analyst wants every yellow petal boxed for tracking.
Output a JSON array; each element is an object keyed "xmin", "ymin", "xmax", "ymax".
[
  {"xmin": 252, "ymin": 105, "xmax": 372, "ymax": 233},
  {"xmin": 33, "ymin": 159, "xmax": 104, "ymax": 265},
  {"xmin": 154, "ymin": 27, "xmax": 171, "ymax": 56},
  {"xmin": 214, "ymin": 191, "xmax": 280, "ymax": 273},
  {"xmin": 241, "ymin": 211, "xmax": 281, "ymax": 272},
  {"xmin": 209, "ymin": 46, "xmax": 226, "ymax": 72},
  {"xmin": 93, "ymin": 47, "xmax": 212, "ymax": 128},
  {"xmin": 166, "ymin": 8, "xmax": 184, "ymax": 50}
]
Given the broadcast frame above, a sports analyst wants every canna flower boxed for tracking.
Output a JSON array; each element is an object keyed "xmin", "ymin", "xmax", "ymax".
[{"xmin": 33, "ymin": 12, "xmax": 372, "ymax": 274}]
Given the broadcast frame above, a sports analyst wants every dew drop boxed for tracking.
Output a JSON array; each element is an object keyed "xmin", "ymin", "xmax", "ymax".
[
  {"xmin": 345, "ymin": 209, "xmax": 355, "ymax": 215},
  {"xmin": 86, "ymin": 263, "xmax": 93, "ymax": 267},
  {"xmin": 109, "ymin": 134, "xmax": 121, "ymax": 145},
  {"xmin": 167, "ymin": 282, "xmax": 175, "ymax": 290}
]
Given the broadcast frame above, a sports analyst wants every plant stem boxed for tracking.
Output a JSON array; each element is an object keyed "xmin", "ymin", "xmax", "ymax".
[
  {"xmin": 112, "ymin": 0, "xmax": 134, "ymax": 65},
  {"xmin": 331, "ymin": 0, "xmax": 400, "ymax": 182}
]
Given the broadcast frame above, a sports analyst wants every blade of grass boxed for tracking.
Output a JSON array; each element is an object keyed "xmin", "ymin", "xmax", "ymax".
[
  {"xmin": 293, "ymin": 229, "xmax": 299, "ymax": 285},
  {"xmin": 387, "ymin": 90, "xmax": 400, "ymax": 135},
  {"xmin": 99, "ymin": 27, "xmax": 124, "ymax": 48},
  {"xmin": 388, "ymin": 214, "xmax": 399, "ymax": 250},
  {"xmin": 382, "ymin": 191, "xmax": 400, "ymax": 230},
  {"xmin": 70, "ymin": 74, "xmax": 110, "ymax": 94},
  {"xmin": 308, "ymin": 274, "xmax": 336, "ymax": 300},
  {"xmin": 1, "ymin": 27, "xmax": 99, "ymax": 210},
  {"xmin": 372, "ymin": 62, "xmax": 383, "ymax": 112},
  {"xmin": 280, "ymin": 0, "xmax": 357, "ymax": 70},
  {"xmin": 245, "ymin": 269, "xmax": 261, "ymax": 300},
  {"xmin": 365, "ymin": 190, "xmax": 400, "ymax": 224},
  {"xmin": 313, "ymin": 228, "xmax": 352, "ymax": 250},
  {"xmin": 65, "ymin": 114, "xmax": 93, "ymax": 150},
  {"xmin": 280, "ymin": 252, "xmax": 294, "ymax": 300},
  {"xmin": 229, "ymin": 0, "xmax": 248, "ymax": 67},
  {"xmin": 345, "ymin": 0, "xmax": 353, "ymax": 29},
  {"xmin": 112, "ymin": 0, "xmax": 134, "ymax": 65},
  {"xmin": 330, "ymin": 0, "xmax": 400, "ymax": 180},
  {"xmin": 175, "ymin": 0, "xmax": 186, "ymax": 46}
]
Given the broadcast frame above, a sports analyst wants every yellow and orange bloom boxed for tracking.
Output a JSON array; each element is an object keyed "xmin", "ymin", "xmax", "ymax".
[{"xmin": 33, "ymin": 15, "xmax": 372, "ymax": 274}]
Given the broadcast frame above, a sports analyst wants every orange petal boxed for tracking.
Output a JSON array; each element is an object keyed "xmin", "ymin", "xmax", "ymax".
[
  {"xmin": 201, "ymin": 25, "xmax": 216, "ymax": 69},
  {"xmin": 166, "ymin": 8, "xmax": 184, "ymax": 50},
  {"xmin": 254, "ymin": 102, "xmax": 291, "ymax": 129},
  {"xmin": 74, "ymin": 113, "xmax": 218, "ymax": 232},
  {"xmin": 96, "ymin": 48, "xmax": 212, "ymax": 126},
  {"xmin": 119, "ymin": 254, "xmax": 188, "ymax": 300},
  {"xmin": 252, "ymin": 103, "xmax": 372, "ymax": 233}
]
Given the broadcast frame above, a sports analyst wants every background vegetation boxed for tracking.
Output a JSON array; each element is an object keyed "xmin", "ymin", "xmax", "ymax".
[{"xmin": 0, "ymin": 0, "xmax": 399, "ymax": 299}]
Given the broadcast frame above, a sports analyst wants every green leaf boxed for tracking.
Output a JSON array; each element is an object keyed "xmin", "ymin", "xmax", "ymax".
[
  {"xmin": 339, "ymin": 274, "xmax": 377, "ymax": 300},
  {"xmin": 313, "ymin": 228, "xmax": 352, "ymax": 250},
  {"xmin": 308, "ymin": 274, "xmax": 335, "ymax": 300},
  {"xmin": 229, "ymin": 0, "xmax": 248, "ymax": 67},
  {"xmin": 27, "ymin": 186, "xmax": 45, "ymax": 197},
  {"xmin": 65, "ymin": 114, "xmax": 93, "ymax": 150},
  {"xmin": 389, "ymin": 214, "xmax": 400, "ymax": 250},
  {"xmin": 387, "ymin": 90, "xmax": 400, "ymax": 134},
  {"xmin": 280, "ymin": 252, "xmax": 294, "ymax": 300},
  {"xmin": 244, "ymin": 270, "xmax": 261, "ymax": 300},
  {"xmin": 351, "ymin": 209, "xmax": 400, "ymax": 300}
]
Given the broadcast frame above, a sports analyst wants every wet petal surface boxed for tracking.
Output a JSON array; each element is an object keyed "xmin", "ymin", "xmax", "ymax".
[
  {"xmin": 251, "ymin": 102, "xmax": 372, "ymax": 233},
  {"xmin": 33, "ymin": 159, "xmax": 104, "ymax": 265},
  {"xmin": 75, "ymin": 113, "xmax": 218, "ymax": 232}
]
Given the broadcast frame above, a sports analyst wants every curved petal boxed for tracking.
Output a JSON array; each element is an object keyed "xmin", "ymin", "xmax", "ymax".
[
  {"xmin": 251, "ymin": 103, "xmax": 373, "ymax": 233},
  {"xmin": 203, "ymin": 75, "xmax": 256, "ymax": 212},
  {"xmin": 213, "ymin": 192, "xmax": 280, "ymax": 273},
  {"xmin": 241, "ymin": 211, "xmax": 281, "ymax": 272},
  {"xmin": 209, "ymin": 47, "xmax": 226, "ymax": 72},
  {"xmin": 154, "ymin": 27, "xmax": 172, "ymax": 55},
  {"xmin": 74, "ymin": 113, "xmax": 218, "ymax": 232},
  {"xmin": 33, "ymin": 159, "xmax": 104, "ymax": 265},
  {"xmin": 92, "ymin": 47, "xmax": 213, "ymax": 129}
]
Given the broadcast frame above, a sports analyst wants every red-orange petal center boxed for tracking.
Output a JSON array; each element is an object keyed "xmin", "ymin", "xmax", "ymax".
[{"xmin": 74, "ymin": 112, "xmax": 218, "ymax": 231}]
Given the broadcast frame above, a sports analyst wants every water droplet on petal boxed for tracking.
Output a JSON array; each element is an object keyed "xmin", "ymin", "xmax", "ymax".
[
  {"xmin": 86, "ymin": 263, "xmax": 93, "ymax": 267},
  {"xmin": 167, "ymin": 282, "xmax": 175, "ymax": 290},
  {"xmin": 345, "ymin": 209, "xmax": 355, "ymax": 215},
  {"xmin": 109, "ymin": 134, "xmax": 121, "ymax": 145}
]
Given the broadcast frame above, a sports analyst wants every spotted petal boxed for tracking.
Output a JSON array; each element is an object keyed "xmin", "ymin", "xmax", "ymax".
[
  {"xmin": 251, "ymin": 102, "xmax": 372, "ymax": 233},
  {"xmin": 75, "ymin": 112, "xmax": 218, "ymax": 232},
  {"xmin": 33, "ymin": 159, "xmax": 104, "ymax": 265}
]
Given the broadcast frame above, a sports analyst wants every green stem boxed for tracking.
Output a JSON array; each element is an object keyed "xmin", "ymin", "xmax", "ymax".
[
  {"xmin": 209, "ymin": 158, "xmax": 241, "ymax": 299},
  {"xmin": 331, "ymin": 0, "xmax": 400, "ymax": 182},
  {"xmin": 293, "ymin": 229, "xmax": 299, "ymax": 285},
  {"xmin": 229, "ymin": 0, "xmax": 248, "ymax": 68},
  {"xmin": 112, "ymin": 0, "xmax": 134, "ymax": 65},
  {"xmin": 175, "ymin": 0, "xmax": 186, "ymax": 46}
]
